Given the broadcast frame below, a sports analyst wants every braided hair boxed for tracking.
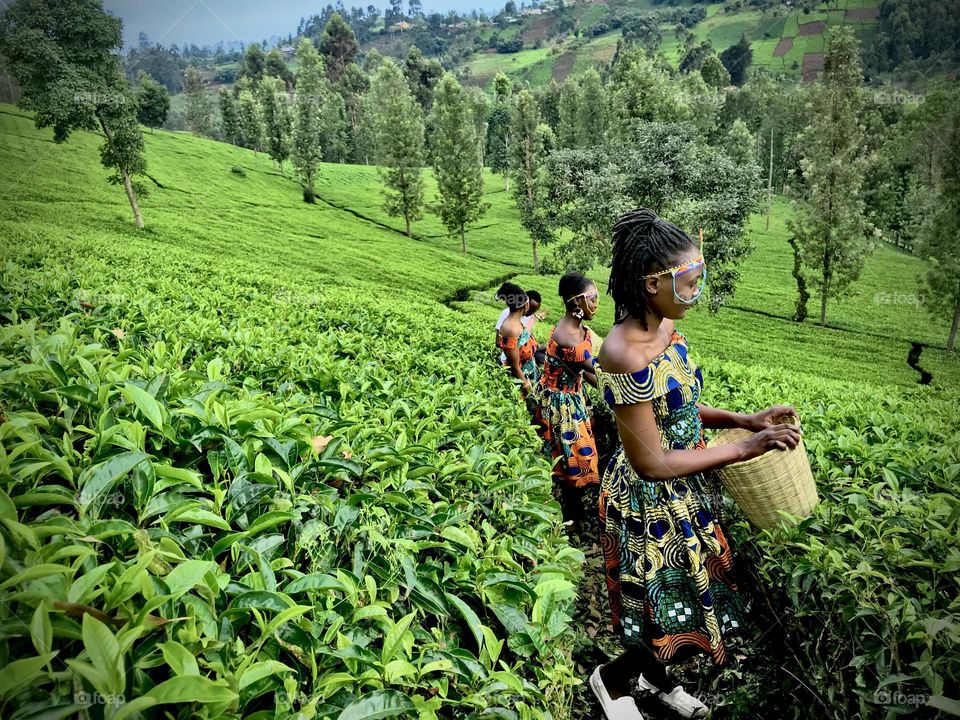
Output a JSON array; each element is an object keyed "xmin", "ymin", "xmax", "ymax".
[
  {"xmin": 496, "ymin": 282, "xmax": 528, "ymax": 311},
  {"xmin": 608, "ymin": 208, "xmax": 698, "ymax": 330},
  {"xmin": 558, "ymin": 272, "xmax": 593, "ymax": 311}
]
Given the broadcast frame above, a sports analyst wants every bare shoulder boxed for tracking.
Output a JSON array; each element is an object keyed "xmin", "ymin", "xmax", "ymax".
[
  {"xmin": 551, "ymin": 321, "xmax": 579, "ymax": 348},
  {"xmin": 598, "ymin": 325, "xmax": 651, "ymax": 374},
  {"xmin": 499, "ymin": 316, "xmax": 523, "ymax": 338}
]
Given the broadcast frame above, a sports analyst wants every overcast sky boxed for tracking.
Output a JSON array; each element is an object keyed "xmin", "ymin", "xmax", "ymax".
[{"xmin": 103, "ymin": 0, "xmax": 505, "ymax": 49}]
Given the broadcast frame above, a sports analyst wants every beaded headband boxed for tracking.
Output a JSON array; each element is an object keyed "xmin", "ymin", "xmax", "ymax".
[{"xmin": 640, "ymin": 227, "xmax": 705, "ymax": 279}]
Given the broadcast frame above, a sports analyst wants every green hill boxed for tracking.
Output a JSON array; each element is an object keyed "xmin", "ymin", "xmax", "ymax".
[{"xmin": 2, "ymin": 107, "xmax": 959, "ymax": 718}]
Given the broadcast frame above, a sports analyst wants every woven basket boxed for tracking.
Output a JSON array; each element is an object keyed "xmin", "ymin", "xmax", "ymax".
[{"xmin": 707, "ymin": 414, "xmax": 818, "ymax": 529}]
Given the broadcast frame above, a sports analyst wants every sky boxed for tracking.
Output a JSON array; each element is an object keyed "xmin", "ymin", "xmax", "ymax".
[{"xmin": 103, "ymin": 0, "xmax": 505, "ymax": 49}]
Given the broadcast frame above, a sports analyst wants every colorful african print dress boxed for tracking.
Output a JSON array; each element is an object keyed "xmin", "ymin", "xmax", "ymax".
[
  {"xmin": 538, "ymin": 326, "xmax": 600, "ymax": 488},
  {"xmin": 595, "ymin": 329, "xmax": 747, "ymax": 665},
  {"xmin": 497, "ymin": 326, "xmax": 540, "ymax": 387}
]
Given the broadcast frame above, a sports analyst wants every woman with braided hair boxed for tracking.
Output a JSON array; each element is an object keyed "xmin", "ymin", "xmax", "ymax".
[{"xmin": 589, "ymin": 208, "xmax": 801, "ymax": 720}]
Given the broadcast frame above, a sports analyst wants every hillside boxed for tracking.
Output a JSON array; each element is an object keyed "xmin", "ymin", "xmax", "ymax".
[
  {"xmin": 372, "ymin": 0, "xmax": 883, "ymax": 88},
  {"xmin": 2, "ymin": 105, "xmax": 959, "ymax": 719}
]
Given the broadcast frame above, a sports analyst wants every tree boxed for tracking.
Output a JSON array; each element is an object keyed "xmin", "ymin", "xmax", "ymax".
[
  {"xmin": 914, "ymin": 109, "xmax": 960, "ymax": 350},
  {"xmin": 724, "ymin": 118, "xmax": 757, "ymax": 169},
  {"xmin": 543, "ymin": 122, "xmax": 760, "ymax": 304},
  {"xmin": 369, "ymin": 59, "xmax": 425, "ymax": 237},
  {"xmin": 404, "ymin": 45, "xmax": 443, "ymax": 110},
  {"xmin": 242, "ymin": 43, "xmax": 266, "ymax": 83},
  {"xmin": 135, "ymin": 70, "xmax": 169, "ymax": 131},
  {"xmin": 219, "ymin": 88, "xmax": 241, "ymax": 145},
  {"xmin": 184, "ymin": 66, "xmax": 213, "ymax": 135},
  {"xmin": 577, "ymin": 68, "xmax": 605, "ymax": 148},
  {"xmin": 0, "ymin": 0, "xmax": 147, "ymax": 228},
  {"xmin": 787, "ymin": 28, "xmax": 871, "ymax": 326},
  {"xmin": 429, "ymin": 74, "xmax": 489, "ymax": 253},
  {"xmin": 486, "ymin": 102, "xmax": 512, "ymax": 191},
  {"xmin": 700, "ymin": 54, "xmax": 730, "ymax": 89},
  {"xmin": 237, "ymin": 87, "xmax": 263, "ymax": 152},
  {"xmin": 264, "ymin": 51, "xmax": 294, "ymax": 89},
  {"xmin": 259, "ymin": 76, "xmax": 291, "ymax": 173},
  {"xmin": 319, "ymin": 13, "xmax": 359, "ymax": 83},
  {"xmin": 719, "ymin": 35, "xmax": 752, "ymax": 87},
  {"xmin": 511, "ymin": 90, "xmax": 552, "ymax": 271},
  {"xmin": 606, "ymin": 48, "xmax": 688, "ymax": 141},
  {"xmin": 292, "ymin": 38, "xmax": 325, "ymax": 202},
  {"xmin": 557, "ymin": 78, "xmax": 580, "ymax": 149},
  {"xmin": 336, "ymin": 63, "xmax": 370, "ymax": 164},
  {"xmin": 493, "ymin": 72, "xmax": 512, "ymax": 105},
  {"xmin": 466, "ymin": 86, "xmax": 490, "ymax": 168}
]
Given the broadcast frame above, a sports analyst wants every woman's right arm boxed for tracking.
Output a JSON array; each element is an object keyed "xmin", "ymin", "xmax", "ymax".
[{"xmin": 614, "ymin": 401, "xmax": 802, "ymax": 481}]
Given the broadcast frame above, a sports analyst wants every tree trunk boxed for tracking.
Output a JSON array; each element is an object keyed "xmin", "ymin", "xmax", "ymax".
[
  {"xmin": 96, "ymin": 112, "xmax": 144, "ymax": 229},
  {"xmin": 948, "ymin": 297, "xmax": 960, "ymax": 352},
  {"xmin": 503, "ymin": 174, "xmax": 509, "ymax": 192},
  {"xmin": 532, "ymin": 238, "xmax": 539, "ymax": 272},
  {"xmin": 460, "ymin": 226, "xmax": 467, "ymax": 254},
  {"xmin": 787, "ymin": 237, "xmax": 808, "ymax": 322},
  {"xmin": 766, "ymin": 125, "xmax": 774, "ymax": 231},
  {"xmin": 820, "ymin": 244, "xmax": 829, "ymax": 326},
  {"xmin": 405, "ymin": 213, "xmax": 411, "ymax": 238}
]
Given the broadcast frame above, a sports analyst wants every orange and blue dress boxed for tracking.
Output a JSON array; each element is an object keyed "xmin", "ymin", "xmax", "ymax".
[
  {"xmin": 537, "ymin": 326, "xmax": 599, "ymax": 488},
  {"xmin": 594, "ymin": 328, "xmax": 747, "ymax": 665},
  {"xmin": 497, "ymin": 325, "xmax": 540, "ymax": 390}
]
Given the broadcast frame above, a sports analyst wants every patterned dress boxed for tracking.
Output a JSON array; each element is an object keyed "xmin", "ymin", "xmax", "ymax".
[
  {"xmin": 538, "ymin": 326, "xmax": 600, "ymax": 488},
  {"xmin": 595, "ymin": 329, "xmax": 747, "ymax": 665},
  {"xmin": 497, "ymin": 326, "xmax": 541, "ymax": 388}
]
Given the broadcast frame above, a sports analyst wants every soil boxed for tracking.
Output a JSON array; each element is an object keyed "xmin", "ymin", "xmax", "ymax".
[
  {"xmin": 802, "ymin": 52, "xmax": 825, "ymax": 82},
  {"xmin": 773, "ymin": 37, "xmax": 793, "ymax": 58},
  {"xmin": 797, "ymin": 20, "xmax": 827, "ymax": 36}
]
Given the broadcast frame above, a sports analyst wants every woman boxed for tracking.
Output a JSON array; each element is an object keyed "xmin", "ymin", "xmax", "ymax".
[
  {"xmin": 590, "ymin": 209, "xmax": 801, "ymax": 720},
  {"xmin": 538, "ymin": 272, "xmax": 601, "ymax": 524},
  {"xmin": 495, "ymin": 289, "xmax": 546, "ymax": 365},
  {"xmin": 495, "ymin": 282, "xmax": 540, "ymax": 397}
]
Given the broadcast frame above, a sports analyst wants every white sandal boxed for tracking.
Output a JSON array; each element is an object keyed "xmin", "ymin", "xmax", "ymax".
[
  {"xmin": 589, "ymin": 665, "xmax": 646, "ymax": 720},
  {"xmin": 635, "ymin": 673, "xmax": 709, "ymax": 718}
]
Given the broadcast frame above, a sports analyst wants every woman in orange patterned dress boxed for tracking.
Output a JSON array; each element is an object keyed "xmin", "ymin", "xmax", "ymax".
[{"xmin": 538, "ymin": 272, "xmax": 601, "ymax": 524}]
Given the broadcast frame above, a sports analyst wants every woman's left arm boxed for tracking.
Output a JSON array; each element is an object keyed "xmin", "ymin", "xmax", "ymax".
[{"xmin": 697, "ymin": 403, "xmax": 797, "ymax": 432}]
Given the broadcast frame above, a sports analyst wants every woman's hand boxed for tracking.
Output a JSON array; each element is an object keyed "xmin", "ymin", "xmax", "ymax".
[
  {"xmin": 522, "ymin": 379, "xmax": 532, "ymax": 395},
  {"xmin": 736, "ymin": 423, "xmax": 802, "ymax": 461},
  {"xmin": 743, "ymin": 405, "xmax": 798, "ymax": 432}
]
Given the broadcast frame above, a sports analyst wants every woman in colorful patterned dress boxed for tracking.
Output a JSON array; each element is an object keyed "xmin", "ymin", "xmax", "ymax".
[
  {"xmin": 495, "ymin": 282, "xmax": 540, "ymax": 398},
  {"xmin": 589, "ymin": 209, "xmax": 801, "ymax": 720},
  {"xmin": 538, "ymin": 272, "xmax": 601, "ymax": 524}
]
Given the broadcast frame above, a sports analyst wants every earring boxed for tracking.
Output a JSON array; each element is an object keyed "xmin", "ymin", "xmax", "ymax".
[{"xmin": 574, "ymin": 307, "xmax": 585, "ymax": 320}]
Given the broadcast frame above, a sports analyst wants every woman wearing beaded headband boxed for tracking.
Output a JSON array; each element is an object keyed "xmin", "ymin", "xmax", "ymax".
[{"xmin": 588, "ymin": 209, "xmax": 800, "ymax": 720}]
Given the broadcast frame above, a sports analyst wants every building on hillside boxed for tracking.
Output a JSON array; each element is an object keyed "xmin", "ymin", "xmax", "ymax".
[
  {"xmin": 388, "ymin": 21, "xmax": 411, "ymax": 32},
  {"xmin": 521, "ymin": 7, "xmax": 544, "ymax": 15},
  {"xmin": 279, "ymin": 45, "xmax": 295, "ymax": 58}
]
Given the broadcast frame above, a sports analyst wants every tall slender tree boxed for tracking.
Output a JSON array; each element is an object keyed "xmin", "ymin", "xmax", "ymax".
[
  {"xmin": 577, "ymin": 68, "xmax": 605, "ymax": 147},
  {"xmin": 429, "ymin": 74, "xmax": 489, "ymax": 253},
  {"xmin": 219, "ymin": 88, "xmax": 241, "ymax": 145},
  {"xmin": 557, "ymin": 78, "xmax": 580, "ymax": 149},
  {"xmin": 915, "ymin": 112, "xmax": 960, "ymax": 350},
  {"xmin": 259, "ymin": 76, "xmax": 291, "ymax": 173},
  {"xmin": 292, "ymin": 38, "xmax": 325, "ymax": 202},
  {"xmin": 0, "ymin": 0, "xmax": 147, "ymax": 228},
  {"xmin": 787, "ymin": 28, "xmax": 871, "ymax": 326},
  {"xmin": 184, "ymin": 66, "xmax": 213, "ymax": 136},
  {"xmin": 369, "ymin": 59, "xmax": 425, "ymax": 237},
  {"xmin": 510, "ymin": 89, "xmax": 551, "ymax": 271},
  {"xmin": 237, "ymin": 87, "xmax": 263, "ymax": 152}
]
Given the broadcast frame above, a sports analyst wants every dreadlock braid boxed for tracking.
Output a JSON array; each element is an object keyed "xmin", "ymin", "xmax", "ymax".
[{"xmin": 608, "ymin": 208, "xmax": 697, "ymax": 330}]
